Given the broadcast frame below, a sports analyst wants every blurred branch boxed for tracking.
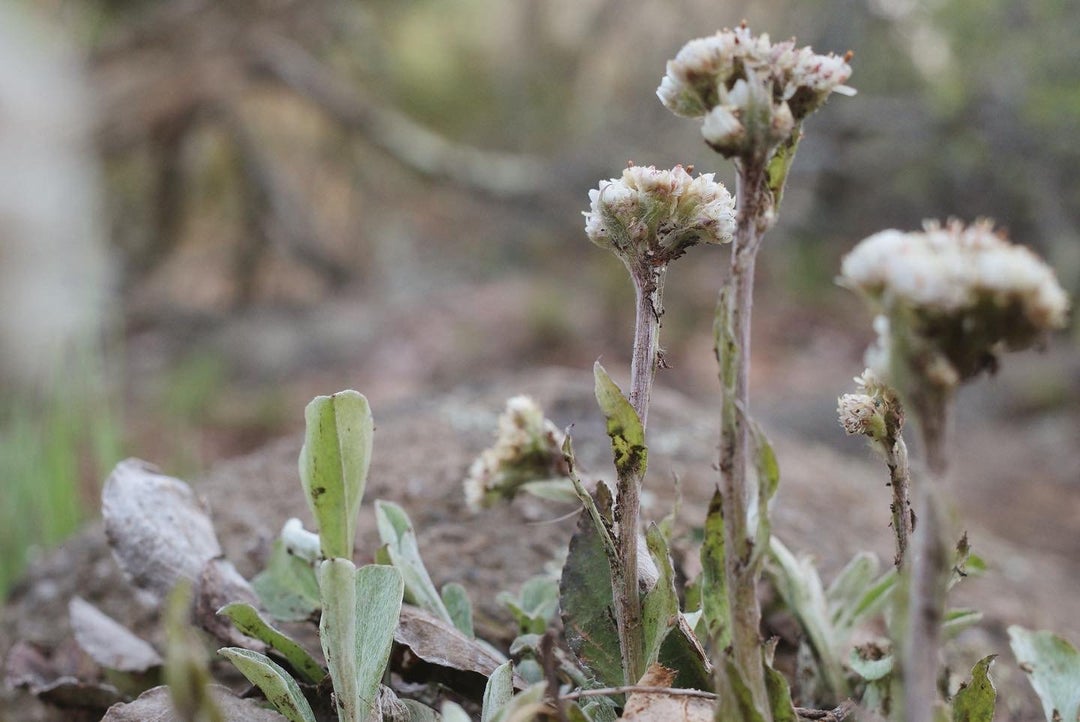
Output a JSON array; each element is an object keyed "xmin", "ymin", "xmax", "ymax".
[{"xmin": 248, "ymin": 34, "xmax": 554, "ymax": 199}]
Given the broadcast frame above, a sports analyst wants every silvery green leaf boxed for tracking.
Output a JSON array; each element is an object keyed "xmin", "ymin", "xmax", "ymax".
[
  {"xmin": 441, "ymin": 701, "xmax": 472, "ymax": 722},
  {"xmin": 943, "ymin": 608, "xmax": 982, "ymax": 639},
  {"xmin": 375, "ymin": 500, "xmax": 452, "ymax": 623},
  {"xmin": 490, "ymin": 682, "xmax": 547, "ymax": 722},
  {"xmin": 299, "ymin": 391, "xmax": 374, "ymax": 560},
  {"xmin": 482, "ymin": 661, "xmax": 514, "ymax": 722},
  {"xmin": 217, "ymin": 603, "xmax": 324, "ymax": 684},
  {"xmin": 441, "ymin": 582, "xmax": 474, "ymax": 638},
  {"xmin": 1008, "ymin": 626, "xmax": 1080, "ymax": 722},
  {"xmin": 252, "ymin": 539, "xmax": 320, "ymax": 623},
  {"xmin": 217, "ymin": 648, "xmax": 316, "ymax": 722},
  {"xmin": 641, "ymin": 525, "xmax": 679, "ymax": 670},
  {"xmin": 849, "ymin": 647, "xmax": 893, "ymax": 682}
]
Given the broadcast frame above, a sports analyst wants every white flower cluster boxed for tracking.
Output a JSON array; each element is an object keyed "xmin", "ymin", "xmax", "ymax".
[
  {"xmin": 842, "ymin": 219, "xmax": 1070, "ymax": 385},
  {"xmin": 463, "ymin": 396, "xmax": 568, "ymax": 512},
  {"xmin": 584, "ymin": 163, "xmax": 735, "ymax": 267},
  {"xmin": 657, "ymin": 24, "xmax": 854, "ymax": 157}
]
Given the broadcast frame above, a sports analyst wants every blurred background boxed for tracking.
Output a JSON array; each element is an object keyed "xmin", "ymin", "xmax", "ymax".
[{"xmin": 1, "ymin": 0, "xmax": 1077, "ymax": 597}]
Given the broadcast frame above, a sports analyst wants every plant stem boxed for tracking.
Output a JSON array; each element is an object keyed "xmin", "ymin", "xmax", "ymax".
[
  {"xmin": 885, "ymin": 436, "xmax": 913, "ymax": 569},
  {"xmin": 629, "ymin": 264, "xmax": 667, "ymax": 431},
  {"xmin": 902, "ymin": 390, "xmax": 953, "ymax": 722},
  {"xmin": 718, "ymin": 160, "xmax": 770, "ymax": 716},
  {"xmin": 614, "ymin": 262, "xmax": 667, "ymax": 685}
]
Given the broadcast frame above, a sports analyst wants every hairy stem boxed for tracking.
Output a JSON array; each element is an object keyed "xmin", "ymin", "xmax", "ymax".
[
  {"xmin": 717, "ymin": 160, "xmax": 771, "ymax": 716},
  {"xmin": 885, "ymin": 436, "xmax": 913, "ymax": 569},
  {"xmin": 614, "ymin": 262, "xmax": 667, "ymax": 685},
  {"xmin": 902, "ymin": 390, "xmax": 953, "ymax": 722}
]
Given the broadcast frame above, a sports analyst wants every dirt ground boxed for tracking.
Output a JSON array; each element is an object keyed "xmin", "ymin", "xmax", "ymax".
[{"xmin": 2, "ymin": 279, "xmax": 1077, "ymax": 721}]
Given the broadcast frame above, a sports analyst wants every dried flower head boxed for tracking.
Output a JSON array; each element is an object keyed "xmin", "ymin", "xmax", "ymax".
[
  {"xmin": 657, "ymin": 24, "xmax": 854, "ymax": 157},
  {"xmin": 463, "ymin": 396, "xmax": 569, "ymax": 512},
  {"xmin": 584, "ymin": 163, "xmax": 735, "ymax": 270},
  {"xmin": 841, "ymin": 219, "xmax": 1070, "ymax": 386}
]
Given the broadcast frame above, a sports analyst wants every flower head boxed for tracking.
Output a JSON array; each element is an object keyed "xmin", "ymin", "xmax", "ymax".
[
  {"xmin": 837, "ymin": 368, "xmax": 903, "ymax": 444},
  {"xmin": 584, "ymin": 163, "xmax": 735, "ymax": 269},
  {"xmin": 463, "ymin": 396, "xmax": 569, "ymax": 512},
  {"xmin": 658, "ymin": 24, "xmax": 854, "ymax": 157},
  {"xmin": 841, "ymin": 219, "xmax": 1070, "ymax": 387}
]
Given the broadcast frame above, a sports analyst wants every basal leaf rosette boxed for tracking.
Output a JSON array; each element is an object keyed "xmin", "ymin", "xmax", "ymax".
[
  {"xmin": 657, "ymin": 23, "xmax": 854, "ymax": 158},
  {"xmin": 841, "ymin": 219, "xmax": 1069, "ymax": 391},
  {"xmin": 583, "ymin": 163, "xmax": 735, "ymax": 272}
]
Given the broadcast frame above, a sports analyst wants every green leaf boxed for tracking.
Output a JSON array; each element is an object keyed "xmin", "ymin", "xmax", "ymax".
[
  {"xmin": 766, "ymin": 127, "xmax": 801, "ymax": 212},
  {"xmin": 299, "ymin": 391, "xmax": 374, "ymax": 559},
  {"xmin": 375, "ymin": 500, "xmax": 452, "ymax": 624},
  {"xmin": 252, "ymin": 539, "xmax": 320, "ymax": 623},
  {"xmin": 943, "ymin": 608, "xmax": 983, "ymax": 638},
  {"xmin": 441, "ymin": 583, "xmax": 474, "ymax": 638},
  {"xmin": 748, "ymin": 418, "xmax": 780, "ymax": 567},
  {"xmin": 217, "ymin": 603, "xmax": 324, "ymax": 684},
  {"xmin": 767, "ymin": 536, "xmax": 848, "ymax": 699},
  {"xmin": 498, "ymin": 575, "xmax": 560, "ymax": 635},
  {"xmin": 482, "ymin": 661, "xmax": 514, "ymax": 722},
  {"xmin": 700, "ymin": 490, "xmax": 732, "ymax": 651},
  {"xmin": 764, "ymin": 657, "xmax": 798, "ymax": 722},
  {"xmin": 592, "ymin": 362, "xmax": 647, "ymax": 479},
  {"xmin": 1008, "ymin": 626, "xmax": 1080, "ymax": 722},
  {"xmin": 490, "ymin": 682, "xmax": 547, "ymax": 722},
  {"xmin": 849, "ymin": 647, "xmax": 893, "ymax": 682},
  {"xmin": 217, "ymin": 648, "xmax": 316, "ymax": 722},
  {"xmin": 400, "ymin": 699, "xmax": 440, "ymax": 722},
  {"xmin": 641, "ymin": 525, "xmax": 679, "ymax": 670},
  {"xmin": 952, "ymin": 655, "xmax": 997, "ymax": 722},
  {"xmin": 318, "ymin": 560, "xmax": 404, "ymax": 722},
  {"xmin": 826, "ymin": 553, "xmax": 878, "ymax": 624},
  {"xmin": 559, "ymin": 503, "xmax": 623, "ymax": 688}
]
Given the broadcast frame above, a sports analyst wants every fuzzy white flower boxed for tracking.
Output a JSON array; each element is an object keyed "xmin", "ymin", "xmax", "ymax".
[
  {"xmin": 837, "ymin": 393, "xmax": 879, "ymax": 436},
  {"xmin": 842, "ymin": 219, "xmax": 1070, "ymax": 385},
  {"xmin": 463, "ymin": 396, "xmax": 569, "ymax": 512},
  {"xmin": 658, "ymin": 24, "xmax": 853, "ymax": 156},
  {"xmin": 584, "ymin": 163, "xmax": 735, "ymax": 267}
]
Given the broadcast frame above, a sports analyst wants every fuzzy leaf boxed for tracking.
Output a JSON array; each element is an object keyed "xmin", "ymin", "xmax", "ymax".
[
  {"xmin": 849, "ymin": 647, "xmax": 893, "ymax": 682},
  {"xmin": 441, "ymin": 701, "xmax": 473, "ymax": 722},
  {"xmin": 498, "ymin": 576, "xmax": 560, "ymax": 635},
  {"xmin": 217, "ymin": 603, "xmax": 323, "ymax": 684},
  {"xmin": 482, "ymin": 661, "xmax": 514, "ymax": 722},
  {"xmin": 102, "ymin": 685, "xmax": 287, "ymax": 721},
  {"xmin": 592, "ymin": 362, "xmax": 647, "ymax": 479},
  {"xmin": 641, "ymin": 525, "xmax": 679, "ymax": 670},
  {"xmin": 952, "ymin": 655, "xmax": 996, "ymax": 722},
  {"xmin": 441, "ymin": 583, "xmax": 475, "ymax": 638},
  {"xmin": 400, "ymin": 699, "xmax": 440, "ymax": 721},
  {"xmin": 252, "ymin": 539, "xmax": 321, "ymax": 623},
  {"xmin": 299, "ymin": 391, "xmax": 373, "ymax": 560},
  {"xmin": 217, "ymin": 648, "xmax": 316, "ymax": 722},
  {"xmin": 375, "ymin": 500, "xmax": 452, "ymax": 624},
  {"xmin": 559, "ymin": 504, "xmax": 623, "ymax": 687},
  {"xmin": 943, "ymin": 608, "xmax": 983, "ymax": 638},
  {"xmin": 490, "ymin": 682, "xmax": 547, "ymax": 722},
  {"xmin": 1008, "ymin": 626, "xmax": 1080, "ymax": 722},
  {"xmin": 319, "ymin": 560, "xmax": 404, "ymax": 722},
  {"xmin": 766, "ymin": 128, "xmax": 801, "ymax": 212}
]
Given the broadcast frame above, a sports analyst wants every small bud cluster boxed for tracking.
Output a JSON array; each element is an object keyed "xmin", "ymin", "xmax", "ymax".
[
  {"xmin": 657, "ymin": 24, "xmax": 854, "ymax": 158},
  {"xmin": 463, "ymin": 396, "xmax": 569, "ymax": 512},
  {"xmin": 837, "ymin": 368, "xmax": 901, "ymax": 444},
  {"xmin": 841, "ymin": 219, "xmax": 1070, "ymax": 386},
  {"xmin": 584, "ymin": 163, "xmax": 735, "ymax": 270}
]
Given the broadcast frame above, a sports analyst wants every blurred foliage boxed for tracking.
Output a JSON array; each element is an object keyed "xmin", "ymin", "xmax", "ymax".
[{"xmin": 0, "ymin": 355, "xmax": 123, "ymax": 597}]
